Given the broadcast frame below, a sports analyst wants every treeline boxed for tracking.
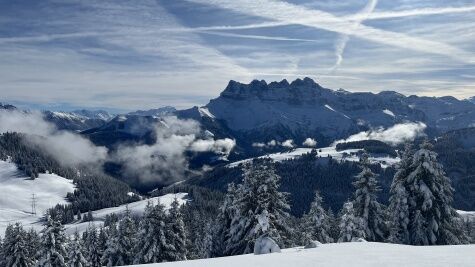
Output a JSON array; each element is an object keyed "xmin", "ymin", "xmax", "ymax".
[
  {"xmin": 193, "ymin": 150, "xmax": 395, "ymax": 216},
  {"xmin": 0, "ymin": 132, "xmax": 140, "ymax": 224},
  {"xmin": 335, "ymin": 140, "xmax": 397, "ymax": 157}
]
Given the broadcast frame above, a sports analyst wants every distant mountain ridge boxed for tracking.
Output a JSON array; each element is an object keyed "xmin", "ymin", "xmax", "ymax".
[{"xmin": 177, "ymin": 77, "xmax": 475, "ymax": 151}]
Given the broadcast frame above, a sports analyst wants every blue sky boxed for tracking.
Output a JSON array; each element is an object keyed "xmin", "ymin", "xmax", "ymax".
[{"xmin": 0, "ymin": 0, "xmax": 474, "ymax": 111}]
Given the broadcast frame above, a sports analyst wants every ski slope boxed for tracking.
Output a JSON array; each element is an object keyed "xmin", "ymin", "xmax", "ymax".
[
  {"xmin": 228, "ymin": 146, "xmax": 399, "ymax": 168},
  {"xmin": 128, "ymin": 242, "xmax": 475, "ymax": 267},
  {"xmin": 0, "ymin": 160, "xmax": 75, "ymax": 236}
]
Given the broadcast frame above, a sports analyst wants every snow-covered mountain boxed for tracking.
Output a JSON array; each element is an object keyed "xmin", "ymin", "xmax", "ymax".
[
  {"xmin": 468, "ymin": 96, "xmax": 475, "ymax": 104},
  {"xmin": 127, "ymin": 106, "xmax": 176, "ymax": 117},
  {"xmin": 81, "ymin": 114, "xmax": 163, "ymax": 147},
  {"xmin": 178, "ymin": 78, "xmax": 475, "ymax": 150},
  {"xmin": 42, "ymin": 110, "xmax": 113, "ymax": 131}
]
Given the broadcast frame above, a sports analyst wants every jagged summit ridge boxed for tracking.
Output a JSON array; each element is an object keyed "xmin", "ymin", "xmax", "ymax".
[{"xmin": 220, "ymin": 77, "xmax": 327, "ymax": 102}]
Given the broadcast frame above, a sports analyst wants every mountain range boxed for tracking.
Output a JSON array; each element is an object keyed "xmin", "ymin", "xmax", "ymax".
[
  {"xmin": 175, "ymin": 78, "xmax": 475, "ymax": 154},
  {"xmin": 2, "ymin": 78, "xmax": 475, "ymax": 156}
]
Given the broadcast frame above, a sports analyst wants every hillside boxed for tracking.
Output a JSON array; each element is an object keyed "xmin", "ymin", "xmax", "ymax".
[
  {"xmin": 0, "ymin": 160, "xmax": 75, "ymax": 236},
  {"xmin": 127, "ymin": 242, "xmax": 475, "ymax": 267}
]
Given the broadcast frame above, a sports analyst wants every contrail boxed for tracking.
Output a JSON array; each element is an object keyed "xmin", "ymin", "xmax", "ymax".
[
  {"xmin": 187, "ymin": 0, "xmax": 473, "ymax": 63},
  {"xmin": 330, "ymin": 0, "xmax": 378, "ymax": 72}
]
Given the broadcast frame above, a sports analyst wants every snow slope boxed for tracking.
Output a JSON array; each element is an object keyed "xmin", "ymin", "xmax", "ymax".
[
  {"xmin": 228, "ymin": 146, "xmax": 399, "ymax": 168},
  {"xmin": 128, "ymin": 242, "xmax": 475, "ymax": 267},
  {"xmin": 0, "ymin": 160, "xmax": 75, "ymax": 236},
  {"xmin": 64, "ymin": 193, "xmax": 188, "ymax": 235},
  {"xmin": 457, "ymin": 210, "xmax": 475, "ymax": 222}
]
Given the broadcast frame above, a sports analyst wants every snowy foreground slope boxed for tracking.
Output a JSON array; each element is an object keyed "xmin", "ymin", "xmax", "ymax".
[
  {"xmin": 129, "ymin": 242, "xmax": 475, "ymax": 267},
  {"xmin": 0, "ymin": 160, "xmax": 74, "ymax": 236}
]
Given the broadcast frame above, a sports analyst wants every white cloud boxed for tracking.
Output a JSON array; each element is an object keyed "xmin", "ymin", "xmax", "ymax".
[
  {"xmin": 303, "ymin": 138, "xmax": 318, "ymax": 147},
  {"xmin": 282, "ymin": 139, "xmax": 295, "ymax": 148},
  {"xmin": 114, "ymin": 116, "xmax": 235, "ymax": 184},
  {"xmin": 0, "ymin": 110, "xmax": 108, "ymax": 166},
  {"xmin": 333, "ymin": 122, "xmax": 427, "ymax": 146}
]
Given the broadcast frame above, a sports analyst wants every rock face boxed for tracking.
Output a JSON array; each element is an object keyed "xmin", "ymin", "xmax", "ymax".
[
  {"xmin": 254, "ymin": 236, "xmax": 281, "ymax": 255},
  {"xmin": 178, "ymin": 78, "xmax": 475, "ymax": 150}
]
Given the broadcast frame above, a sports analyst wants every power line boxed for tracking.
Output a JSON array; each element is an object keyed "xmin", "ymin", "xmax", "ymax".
[{"xmin": 31, "ymin": 193, "xmax": 37, "ymax": 216}]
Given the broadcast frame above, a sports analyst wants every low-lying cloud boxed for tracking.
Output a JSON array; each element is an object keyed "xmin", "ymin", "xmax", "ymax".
[
  {"xmin": 0, "ymin": 110, "xmax": 236, "ymax": 185},
  {"xmin": 0, "ymin": 109, "xmax": 108, "ymax": 166},
  {"xmin": 302, "ymin": 138, "xmax": 317, "ymax": 147},
  {"xmin": 113, "ymin": 116, "xmax": 236, "ymax": 184},
  {"xmin": 333, "ymin": 122, "xmax": 427, "ymax": 146}
]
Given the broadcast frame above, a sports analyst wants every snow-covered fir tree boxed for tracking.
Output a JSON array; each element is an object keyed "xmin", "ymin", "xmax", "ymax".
[
  {"xmin": 68, "ymin": 231, "xmax": 87, "ymax": 267},
  {"xmin": 388, "ymin": 144, "xmax": 413, "ymax": 244},
  {"xmin": 352, "ymin": 153, "xmax": 386, "ymax": 242},
  {"xmin": 84, "ymin": 224, "xmax": 103, "ymax": 267},
  {"xmin": 227, "ymin": 161, "xmax": 292, "ymax": 255},
  {"xmin": 2, "ymin": 223, "xmax": 33, "ymax": 267},
  {"xmin": 214, "ymin": 183, "xmax": 239, "ymax": 257},
  {"xmin": 405, "ymin": 141, "xmax": 467, "ymax": 245},
  {"xmin": 197, "ymin": 221, "xmax": 214, "ymax": 259},
  {"xmin": 25, "ymin": 228, "xmax": 40, "ymax": 263},
  {"xmin": 37, "ymin": 215, "xmax": 68, "ymax": 267},
  {"xmin": 134, "ymin": 200, "xmax": 173, "ymax": 264},
  {"xmin": 302, "ymin": 191, "xmax": 334, "ymax": 244},
  {"xmin": 116, "ymin": 207, "xmax": 137, "ymax": 265},
  {"xmin": 338, "ymin": 201, "xmax": 366, "ymax": 242},
  {"xmin": 164, "ymin": 199, "xmax": 187, "ymax": 262},
  {"xmin": 101, "ymin": 222, "xmax": 120, "ymax": 266}
]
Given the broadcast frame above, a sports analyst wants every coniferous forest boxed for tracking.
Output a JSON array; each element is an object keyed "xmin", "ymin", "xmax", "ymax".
[{"xmin": 1, "ymin": 138, "xmax": 475, "ymax": 266}]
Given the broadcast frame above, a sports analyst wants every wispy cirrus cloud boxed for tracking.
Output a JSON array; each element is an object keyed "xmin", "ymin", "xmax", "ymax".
[{"xmin": 187, "ymin": 0, "xmax": 474, "ymax": 63}]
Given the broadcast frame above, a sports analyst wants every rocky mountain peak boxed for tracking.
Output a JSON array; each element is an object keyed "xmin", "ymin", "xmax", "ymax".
[{"xmin": 220, "ymin": 77, "xmax": 324, "ymax": 101}]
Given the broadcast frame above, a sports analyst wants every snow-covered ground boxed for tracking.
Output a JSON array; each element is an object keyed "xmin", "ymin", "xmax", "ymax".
[
  {"xmin": 64, "ymin": 193, "xmax": 188, "ymax": 235},
  {"xmin": 128, "ymin": 242, "xmax": 475, "ymax": 267},
  {"xmin": 0, "ymin": 160, "xmax": 75, "ymax": 236},
  {"xmin": 457, "ymin": 210, "xmax": 475, "ymax": 222},
  {"xmin": 0, "ymin": 158, "xmax": 189, "ymax": 236},
  {"xmin": 228, "ymin": 146, "xmax": 400, "ymax": 168}
]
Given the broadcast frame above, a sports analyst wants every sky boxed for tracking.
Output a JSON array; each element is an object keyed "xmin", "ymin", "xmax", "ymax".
[{"xmin": 0, "ymin": 0, "xmax": 474, "ymax": 111}]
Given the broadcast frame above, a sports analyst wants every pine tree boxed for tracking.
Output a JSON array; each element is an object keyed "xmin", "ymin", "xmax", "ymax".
[
  {"xmin": 84, "ymin": 224, "xmax": 102, "ymax": 267},
  {"xmin": 388, "ymin": 144, "xmax": 413, "ymax": 244},
  {"xmin": 37, "ymin": 215, "xmax": 68, "ymax": 267},
  {"xmin": 134, "ymin": 200, "xmax": 173, "ymax": 264},
  {"xmin": 3, "ymin": 223, "xmax": 33, "ymax": 267},
  {"xmin": 302, "ymin": 191, "xmax": 334, "ymax": 244},
  {"xmin": 214, "ymin": 183, "xmax": 239, "ymax": 257},
  {"xmin": 68, "ymin": 231, "xmax": 87, "ymax": 267},
  {"xmin": 25, "ymin": 228, "xmax": 40, "ymax": 262},
  {"xmin": 338, "ymin": 201, "xmax": 366, "ymax": 242},
  {"xmin": 405, "ymin": 141, "xmax": 467, "ymax": 245},
  {"xmin": 164, "ymin": 199, "xmax": 187, "ymax": 262},
  {"xmin": 116, "ymin": 206, "xmax": 137, "ymax": 265},
  {"xmin": 197, "ymin": 222, "xmax": 214, "ymax": 259},
  {"xmin": 0, "ymin": 235, "xmax": 4, "ymax": 267},
  {"xmin": 227, "ymin": 161, "xmax": 292, "ymax": 255},
  {"xmin": 352, "ymin": 153, "xmax": 386, "ymax": 242},
  {"xmin": 102, "ymin": 222, "xmax": 121, "ymax": 267}
]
